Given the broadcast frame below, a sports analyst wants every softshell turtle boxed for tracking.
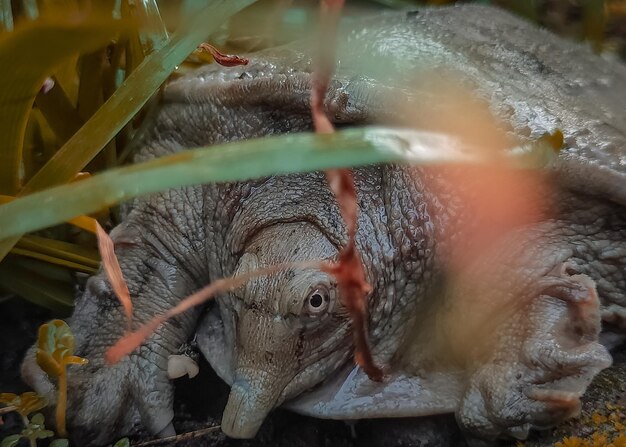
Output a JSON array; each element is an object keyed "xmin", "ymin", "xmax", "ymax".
[{"xmin": 21, "ymin": 4, "xmax": 626, "ymax": 445}]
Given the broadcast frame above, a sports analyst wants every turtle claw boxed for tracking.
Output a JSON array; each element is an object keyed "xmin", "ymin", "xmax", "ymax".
[
  {"xmin": 525, "ymin": 386, "xmax": 582, "ymax": 416},
  {"xmin": 456, "ymin": 265, "xmax": 611, "ymax": 440},
  {"xmin": 522, "ymin": 387, "xmax": 582, "ymax": 431}
]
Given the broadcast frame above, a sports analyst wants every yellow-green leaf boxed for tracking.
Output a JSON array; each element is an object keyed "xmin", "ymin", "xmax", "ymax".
[
  {"xmin": 16, "ymin": 392, "xmax": 48, "ymax": 417},
  {"xmin": 65, "ymin": 355, "xmax": 89, "ymax": 366},
  {"xmin": 36, "ymin": 350, "xmax": 63, "ymax": 377},
  {"xmin": 0, "ymin": 0, "xmax": 257, "ymax": 263},
  {"xmin": 0, "ymin": 15, "xmax": 128, "ymax": 195},
  {"xmin": 0, "ymin": 393, "xmax": 17, "ymax": 404},
  {"xmin": 36, "ymin": 319, "xmax": 84, "ymax": 378},
  {"xmin": 1, "ymin": 434, "xmax": 20, "ymax": 447},
  {"xmin": 0, "ymin": 392, "xmax": 47, "ymax": 417},
  {"xmin": 15, "ymin": 235, "xmax": 100, "ymax": 273}
]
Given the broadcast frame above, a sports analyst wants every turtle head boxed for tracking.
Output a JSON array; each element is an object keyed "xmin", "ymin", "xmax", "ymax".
[{"xmin": 221, "ymin": 222, "xmax": 352, "ymax": 438}]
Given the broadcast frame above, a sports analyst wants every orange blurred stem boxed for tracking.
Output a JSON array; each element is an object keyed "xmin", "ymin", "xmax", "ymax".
[{"xmin": 56, "ymin": 371, "xmax": 68, "ymax": 437}]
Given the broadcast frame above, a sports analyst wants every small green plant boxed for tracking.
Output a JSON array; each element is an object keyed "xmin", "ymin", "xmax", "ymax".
[
  {"xmin": 113, "ymin": 438, "xmax": 130, "ymax": 447},
  {"xmin": 0, "ymin": 413, "xmax": 54, "ymax": 447},
  {"xmin": 35, "ymin": 319, "xmax": 88, "ymax": 438},
  {"xmin": 0, "ymin": 320, "xmax": 86, "ymax": 445},
  {"xmin": 0, "ymin": 393, "xmax": 65, "ymax": 447}
]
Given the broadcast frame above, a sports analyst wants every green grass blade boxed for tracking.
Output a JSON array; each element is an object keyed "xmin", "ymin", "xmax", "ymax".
[
  {"xmin": 10, "ymin": 247, "xmax": 97, "ymax": 274},
  {"xmin": 16, "ymin": 235, "xmax": 100, "ymax": 272},
  {"xmin": 0, "ymin": 16, "xmax": 127, "ymax": 195},
  {"xmin": 9, "ymin": 255, "xmax": 76, "ymax": 282},
  {"xmin": 0, "ymin": 0, "xmax": 13, "ymax": 32},
  {"xmin": 0, "ymin": 127, "xmax": 557, "ymax": 241},
  {"xmin": 21, "ymin": 0, "xmax": 39, "ymax": 20}
]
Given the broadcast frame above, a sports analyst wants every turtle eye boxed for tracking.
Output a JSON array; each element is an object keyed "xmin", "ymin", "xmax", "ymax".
[{"xmin": 306, "ymin": 287, "xmax": 330, "ymax": 315}]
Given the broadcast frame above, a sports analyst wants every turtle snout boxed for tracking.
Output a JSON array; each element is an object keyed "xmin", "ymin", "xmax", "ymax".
[{"xmin": 222, "ymin": 370, "xmax": 282, "ymax": 438}]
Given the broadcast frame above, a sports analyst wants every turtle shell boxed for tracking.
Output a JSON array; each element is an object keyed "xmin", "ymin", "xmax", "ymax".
[
  {"xmin": 188, "ymin": 3, "xmax": 626, "ymax": 420},
  {"xmin": 165, "ymin": 4, "xmax": 626, "ymax": 204}
]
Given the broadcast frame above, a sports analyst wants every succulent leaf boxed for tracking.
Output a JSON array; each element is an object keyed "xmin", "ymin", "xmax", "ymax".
[
  {"xmin": 30, "ymin": 412, "xmax": 44, "ymax": 425},
  {"xmin": 0, "ymin": 434, "xmax": 20, "ymax": 447},
  {"xmin": 0, "ymin": 392, "xmax": 47, "ymax": 417},
  {"xmin": 113, "ymin": 438, "xmax": 131, "ymax": 447},
  {"xmin": 36, "ymin": 319, "xmax": 87, "ymax": 378}
]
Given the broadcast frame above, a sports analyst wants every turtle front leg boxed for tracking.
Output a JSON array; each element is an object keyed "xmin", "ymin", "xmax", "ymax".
[
  {"xmin": 440, "ymin": 239, "xmax": 612, "ymax": 440},
  {"xmin": 21, "ymin": 187, "xmax": 208, "ymax": 446}
]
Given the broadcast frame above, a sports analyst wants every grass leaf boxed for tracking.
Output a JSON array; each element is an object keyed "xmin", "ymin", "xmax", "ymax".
[
  {"xmin": 0, "ymin": 0, "xmax": 258, "ymax": 263},
  {"xmin": 133, "ymin": 0, "xmax": 168, "ymax": 53},
  {"xmin": 0, "ymin": 127, "xmax": 557, "ymax": 241},
  {"xmin": 0, "ymin": 194, "xmax": 97, "ymax": 233},
  {"xmin": 34, "ymin": 79, "xmax": 84, "ymax": 143},
  {"xmin": 0, "ymin": 0, "xmax": 13, "ymax": 32},
  {"xmin": 16, "ymin": 234, "xmax": 99, "ymax": 273}
]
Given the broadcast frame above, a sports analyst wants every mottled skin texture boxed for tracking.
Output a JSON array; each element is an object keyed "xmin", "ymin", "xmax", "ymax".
[{"xmin": 21, "ymin": 4, "xmax": 626, "ymax": 445}]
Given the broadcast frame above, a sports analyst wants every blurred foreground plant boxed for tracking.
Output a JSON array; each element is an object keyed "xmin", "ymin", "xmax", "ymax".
[
  {"xmin": 0, "ymin": 0, "xmax": 258, "ymax": 310},
  {"xmin": 0, "ymin": 0, "xmax": 609, "ymax": 313}
]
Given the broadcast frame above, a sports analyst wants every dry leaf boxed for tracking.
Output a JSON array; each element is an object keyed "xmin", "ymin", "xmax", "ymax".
[
  {"xmin": 197, "ymin": 43, "xmax": 248, "ymax": 67},
  {"xmin": 96, "ymin": 222, "xmax": 133, "ymax": 326}
]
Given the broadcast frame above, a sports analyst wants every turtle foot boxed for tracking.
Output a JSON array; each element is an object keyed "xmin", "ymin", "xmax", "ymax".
[{"xmin": 456, "ymin": 265, "xmax": 612, "ymax": 440}]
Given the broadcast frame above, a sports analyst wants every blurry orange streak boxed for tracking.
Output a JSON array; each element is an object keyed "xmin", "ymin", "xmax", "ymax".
[
  {"xmin": 197, "ymin": 43, "xmax": 249, "ymax": 67},
  {"xmin": 105, "ymin": 261, "xmax": 322, "ymax": 365},
  {"xmin": 392, "ymin": 75, "xmax": 554, "ymax": 274},
  {"xmin": 96, "ymin": 222, "xmax": 133, "ymax": 328},
  {"xmin": 0, "ymin": 195, "xmax": 96, "ymax": 234},
  {"xmin": 311, "ymin": 0, "xmax": 383, "ymax": 382},
  {"xmin": 439, "ymin": 165, "xmax": 549, "ymax": 271}
]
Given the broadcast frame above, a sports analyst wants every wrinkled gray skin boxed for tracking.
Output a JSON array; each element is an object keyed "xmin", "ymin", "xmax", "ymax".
[{"xmin": 22, "ymin": 4, "xmax": 626, "ymax": 445}]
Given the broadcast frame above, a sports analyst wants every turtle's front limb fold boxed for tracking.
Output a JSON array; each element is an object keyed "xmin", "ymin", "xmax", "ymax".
[
  {"xmin": 447, "ymin": 238, "xmax": 611, "ymax": 439},
  {"xmin": 21, "ymin": 188, "xmax": 207, "ymax": 446}
]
